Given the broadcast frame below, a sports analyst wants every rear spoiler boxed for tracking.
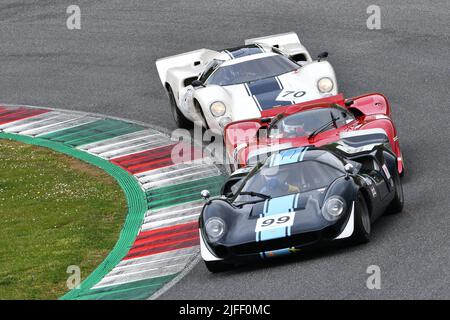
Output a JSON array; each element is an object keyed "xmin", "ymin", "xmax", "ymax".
[
  {"xmin": 245, "ymin": 32, "xmax": 312, "ymax": 62},
  {"xmin": 245, "ymin": 32, "xmax": 301, "ymax": 47}
]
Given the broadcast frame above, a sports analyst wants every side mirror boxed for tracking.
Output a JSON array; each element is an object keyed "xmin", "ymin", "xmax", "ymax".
[
  {"xmin": 191, "ymin": 80, "xmax": 204, "ymax": 87},
  {"xmin": 344, "ymin": 163, "xmax": 355, "ymax": 174},
  {"xmin": 317, "ymin": 51, "xmax": 329, "ymax": 61},
  {"xmin": 201, "ymin": 189, "xmax": 211, "ymax": 200}
]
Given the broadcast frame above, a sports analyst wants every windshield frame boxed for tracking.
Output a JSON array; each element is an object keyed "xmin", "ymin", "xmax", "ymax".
[{"xmin": 232, "ymin": 158, "xmax": 346, "ymax": 203}]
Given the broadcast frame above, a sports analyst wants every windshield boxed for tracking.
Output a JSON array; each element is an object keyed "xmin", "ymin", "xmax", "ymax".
[
  {"xmin": 234, "ymin": 160, "xmax": 344, "ymax": 202},
  {"xmin": 269, "ymin": 107, "xmax": 353, "ymax": 139},
  {"xmin": 206, "ymin": 55, "xmax": 299, "ymax": 86}
]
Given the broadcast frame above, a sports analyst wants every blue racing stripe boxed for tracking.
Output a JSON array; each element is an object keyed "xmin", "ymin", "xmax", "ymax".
[
  {"xmin": 256, "ymin": 194, "xmax": 298, "ymax": 243},
  {"xmin": 270, "ymin": 147, "xmax": 304, "ymax": 167},
  {"xmin": 247, "ymin": 77, "xmax": 291, "ymax": 110},
  {"xmin": 265, "ymin": 194, "xmax": 297, "ymax": 215}
]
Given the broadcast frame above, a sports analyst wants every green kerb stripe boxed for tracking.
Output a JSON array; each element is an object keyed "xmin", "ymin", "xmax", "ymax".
[
  {"xmin": 74, "ymin": 274, "xmax": 177, "ymax": 300},
  {"xmin": 146, "ymin": 175, "xmax": 226, "ymax": 210},
  {"xmin": 0, "ymin": 133, "xmax": 148, "ymax": 300},
  {"xmin": 38, "ymin": 119, "xmax": 145, "ymax": 147}
]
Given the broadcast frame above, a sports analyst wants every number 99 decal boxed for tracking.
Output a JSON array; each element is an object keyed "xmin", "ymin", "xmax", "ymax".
[{"xmin": 255, "ymin": 212, "xmax": 295, "ymax": 232}]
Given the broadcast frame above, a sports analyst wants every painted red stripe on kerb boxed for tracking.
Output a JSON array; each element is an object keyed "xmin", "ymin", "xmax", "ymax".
[
  {"xmin": 124, "ymin": 237, "xmax": 199, "ymax": 260},
  {"xmin": 135, "ymin": 222, "xmax": 198, "ymax": 242},
  {"xmin": 0, "ymin": 108, "xmax": 49, "ymax": 125},
  {"xmin": 123, "ymin": 222, "xmax": 200, "ymax": 260},
  {"xmin": 111, "ymin": 142, "xmax": 202, "ymax": 174}
]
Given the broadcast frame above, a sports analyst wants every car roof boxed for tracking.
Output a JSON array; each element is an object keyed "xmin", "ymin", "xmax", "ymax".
[
  {"xmin": 219, "ymin": 51, "xmax": 278, "ymax": 67},
  {"xmin": 267, "ymin": 146, "xmax": 345, "ymax": 170}
]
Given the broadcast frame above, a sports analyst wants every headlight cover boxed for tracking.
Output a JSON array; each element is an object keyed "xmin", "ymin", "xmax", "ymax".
[
  {"xmin": 322, "ymin": 196, "xmax": 346, "ymax": 221},
  {"xmin": 317, "ymin": 77, "xmax": 334, "ymax": 93},
  {"xmin": 205, "ymin": 217, "xmax": 226, "ymax": 242},
  {"xmin": 210, "ymin": 101, "xmax": 226, "ymax": 117}
]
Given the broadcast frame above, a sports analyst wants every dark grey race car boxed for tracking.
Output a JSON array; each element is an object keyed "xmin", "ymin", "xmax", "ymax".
[{"xmin": 199, "ymin": 129, "xmax": 404, "ymax": 272}]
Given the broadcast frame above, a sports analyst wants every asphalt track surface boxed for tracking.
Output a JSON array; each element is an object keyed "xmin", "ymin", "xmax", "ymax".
[{"xmin": 1, "ymin": 1, "xmax": 449, "ymax": 299}]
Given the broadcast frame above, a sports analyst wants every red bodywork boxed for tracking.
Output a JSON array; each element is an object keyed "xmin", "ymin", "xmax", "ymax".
[{"xmin": 224, "ymin": 93, "xmax": 404, "ymax": 174}]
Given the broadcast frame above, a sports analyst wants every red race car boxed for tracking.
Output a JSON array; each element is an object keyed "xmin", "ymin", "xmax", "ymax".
[{"xmin": 224, "ymin": 93, "xmax": 405, "ymax": 175}]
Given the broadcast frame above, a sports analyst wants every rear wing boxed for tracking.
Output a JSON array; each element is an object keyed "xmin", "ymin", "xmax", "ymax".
[
  {"xmin": 155, "ymin": 48, "xmax": 218, "ymax": 85},
  {"xmin": 245, "ymin": 32, "xmax": 301, "ymax": 47},
  {"xmin": 245, "ymin": 32, "xmax": 312, "ymax": 62}
]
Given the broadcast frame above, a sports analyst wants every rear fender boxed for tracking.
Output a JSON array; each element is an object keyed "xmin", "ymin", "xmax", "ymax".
[
  {"xmin": 155, "ymin": 48, "xmax": 218, "ymax": 96},
  {"xmin": 359, "ymin": 119, "xmax": 399, "ymax": 157},
  {"xmin": 350, "ymin": 93, "xmax": 391, "ymax": 117}
]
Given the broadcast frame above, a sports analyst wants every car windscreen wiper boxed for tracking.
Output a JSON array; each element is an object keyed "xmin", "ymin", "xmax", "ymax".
[
  {"xmin": 238, "ymin": 191, "xmax": 272, "ymax": 199},
  {"xmin": 308, "ymin": 111, "xmax": 339, "ymax": 140},
  {"xmin": 234, "ymin": 198, "xmax": 268, "ymax": 207}
]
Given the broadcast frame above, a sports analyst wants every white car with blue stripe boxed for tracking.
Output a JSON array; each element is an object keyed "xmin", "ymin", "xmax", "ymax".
[{"xmin": 155, "ymin": 32, "xmax": 338, "ymax": 134}]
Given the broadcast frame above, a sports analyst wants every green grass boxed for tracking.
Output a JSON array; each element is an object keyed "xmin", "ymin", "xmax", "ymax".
[{"xmin": 0, "ymin": 140, "xmax": 127, "ymax": 299}]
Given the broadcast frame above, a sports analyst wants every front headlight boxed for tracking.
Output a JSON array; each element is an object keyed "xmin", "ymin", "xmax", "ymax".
[
  {"xmin": 322, "ymin": 196, "xmax": 346, "ymax": 221},
  {"xmin": 210, "ymin": 101, "xmax": 226, "ymax": 117},
  {"xmin": 205, "ymin": 217, "xmax": 226, "ymax": 242},
  {"xmin": 317, "ymin": 77, "xmax": 334, "ymax": 93}
]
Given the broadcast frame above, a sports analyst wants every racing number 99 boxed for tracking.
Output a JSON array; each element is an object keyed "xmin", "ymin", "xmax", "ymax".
[{"xmin": 261, "ymin": 215, "xmax": 290, "ymax": 228}]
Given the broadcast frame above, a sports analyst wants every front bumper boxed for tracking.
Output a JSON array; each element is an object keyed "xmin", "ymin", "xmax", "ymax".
[{"xmin": 200, "ymin": 202, "xmax": 355, "ymax": 263}]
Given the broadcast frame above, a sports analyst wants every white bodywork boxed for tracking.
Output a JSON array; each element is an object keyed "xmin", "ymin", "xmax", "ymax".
[{"xmin": 156, "ymin": 32, "xmax": 338, "ymax": 134}]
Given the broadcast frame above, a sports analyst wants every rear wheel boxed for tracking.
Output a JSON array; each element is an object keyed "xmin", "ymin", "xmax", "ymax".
[
  {"xmin": 386, "ymin": 169, "xmax": 404, "ymax": 214},
  {"xmin": 351, "ymin": 192, "xmax": 371, "ymax": 244},
  {"xmin": 167, "ymin": 86, "xmax": 192, "ymax": 129},
  {"xmin": 204, "ymin": 260, "xmax": 233, "ymax": 273}
]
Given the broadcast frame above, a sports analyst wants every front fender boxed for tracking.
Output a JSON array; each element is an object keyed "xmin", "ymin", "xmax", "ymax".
[{"xmin": 193, "ymin": 85, "xmax": 234, "ymax": 132}]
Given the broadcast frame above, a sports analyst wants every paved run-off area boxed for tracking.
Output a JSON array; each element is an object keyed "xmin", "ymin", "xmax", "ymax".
[{"xmin": 0, "ymin": 106, "xmax": 225, "ymax": 299}]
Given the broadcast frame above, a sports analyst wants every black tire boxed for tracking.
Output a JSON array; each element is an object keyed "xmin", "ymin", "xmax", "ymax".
[
  {"xmin": 205, "ymin": 260, "xmax": 233, "ymax": 273},
  {"xmin": 167, "ymin": 86, "xmax": 192, "ymax": 129},
  {"xmin": 351, "ymin": 192, "xmax": 371, "ymax": 244},
  {"xmin": 386, "ymin": 169, "xmax": 404, "ymax": 214}
]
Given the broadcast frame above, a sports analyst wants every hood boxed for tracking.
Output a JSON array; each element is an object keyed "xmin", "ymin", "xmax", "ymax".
[
  {"xmin": 224, "ymin": 61, "xmax": 337, "ymax": 121},
  {"xmin": 203, "ymin": 189, "xmax": 333, "ymax": 247}
]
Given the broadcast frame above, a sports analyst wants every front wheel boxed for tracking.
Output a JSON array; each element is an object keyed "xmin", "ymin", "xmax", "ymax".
[
  {"xmin": 351, "ymin": 192, "xmax": 371, "ymax": 244},
  {"xmin": 167, "ymin": 86, "xmax": 193, "ymax": 129},
  {"xmin": 204, "ymin": 260, "xmax": 233, "ymax": 273}
]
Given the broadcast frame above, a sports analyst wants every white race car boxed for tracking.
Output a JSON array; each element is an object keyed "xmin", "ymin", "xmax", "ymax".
[{"xmin": 155, "ymin": 32, "xmax": 338, "ymax": 134}]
